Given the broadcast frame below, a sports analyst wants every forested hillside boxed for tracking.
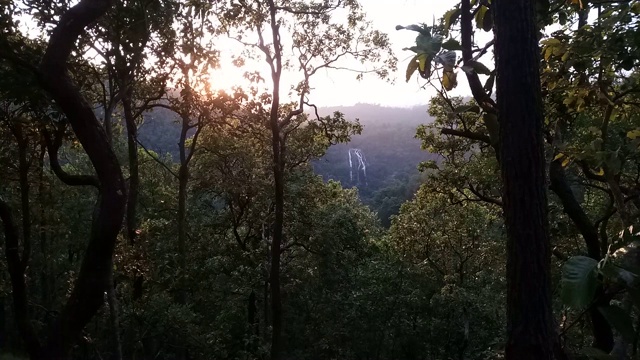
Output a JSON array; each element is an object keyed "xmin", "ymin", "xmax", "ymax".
[
  {"xmin": 136, "ymin": 103, "xmax": 435, "ymax": 226},
  {"xmin": 312, "ymin": 104, "xmax": 436, "ymax": 225},
  {"xmin": 1, "ymin": 1, "xmax": 640, "ymax": 360}
]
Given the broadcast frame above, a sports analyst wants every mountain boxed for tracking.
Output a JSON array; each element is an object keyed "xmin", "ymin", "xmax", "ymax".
[
  {"xmin": 312, "ymin": 104, "xmax": 436, "ymax": 225},
  {"xmin": 136, "ymin": 103, "xmax": 435, "ymax": 225}
]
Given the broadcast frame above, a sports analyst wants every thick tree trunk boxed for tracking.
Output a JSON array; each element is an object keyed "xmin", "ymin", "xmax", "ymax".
[{"xmin": 494, "ymin": 0, "xmax": 555, "ymax": 359}]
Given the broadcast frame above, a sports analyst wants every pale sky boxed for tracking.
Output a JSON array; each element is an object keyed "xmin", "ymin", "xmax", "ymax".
[
  {"xmin": 210, "ymin": 0, "xmax": 477, "ymax": 108},
  {"xmin": 311, "ymin": 0, "xmax": 464, "ymax": 107},
  {"xmin": 18, "ymin": 0, "xmax": 473, "ymax": 108}
]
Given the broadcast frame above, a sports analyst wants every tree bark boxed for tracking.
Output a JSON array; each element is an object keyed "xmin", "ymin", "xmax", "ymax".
[{"xmin": 494, "ymin": 0, "xmax": 555, "ymax": 359}]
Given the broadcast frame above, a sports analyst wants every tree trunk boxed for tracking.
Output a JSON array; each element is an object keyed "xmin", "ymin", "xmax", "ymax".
[
  {"xmin": 177, "ymin": 116, "xmax": 190, "ymax": 307},
  {"xmin": 106, "ymin": 266, "xmax": 123, "ymax": 360},
  {"xmin": 494, "ymin": 0, "xmax": 555, "ymax": 359},
  {"xmin": 269, "ymin": 95, "xmax": 284, "ymax": 360},
  {"xmin": 123, "ymin": 91, "xmax": 139, "ymax": 245},
  {"xmin": 0, "ymin": 295, "xmax": 5, "ymax": 350},
  {"xmin": 36, "ymin": 0, "xmax": 126, "ymax": 357}
]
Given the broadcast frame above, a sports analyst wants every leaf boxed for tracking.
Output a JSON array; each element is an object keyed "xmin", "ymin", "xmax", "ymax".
[
  {"xmin": 416, "ymin": 34, "xmax": 441, "ymax": 56},
  {"xmin": 598, "ymin": 305, "xmax": 636, "ymax": 343},
  {"xmin": 482, "ymin": 8, "xmax": 493, "ymax": 32},
  {"xmin": 406, "ymin": 55, "xmax": 420, "ymax": 82},
  {"xmin": 560, "ymin": 256, "xmax": 598, "ymax": 309},
  {"xmin": 561, "ymin": 156, "xmax": 571, "ymax": 168},
  {"xmin": 627, "ymin": 129, "xmax": 640, "ymax": 139},
  {"xmin": 441, "ymin": 38, "xmax": 463, "ymax": 51},
  {"xmin": 454, "ymin": 105, "xmax": 481, "ymax": 114},
  {"xmin": 417, "ymin": 53, "xmax": 432, "ymax": 79},
  {"xmin": 443, "ymin": 8, "xmax": 461, "ymax": 34},
  {"xmin": 396, "ymin": 24, "xmax": 431, "ymax": 36},
  {"xmin": 442, "ymin": 71, "xmax": 457, "ymax": 91},
  {"xmin": 434, "ymin": 51, "xmax": 457, "ymax": 71},
  {"xmin": 461, "ymin": 61, "xmax": 492, "ymax": 75},
  {"xmin": 483, "ymin": 72, "xmax": 495, "ymax": 93},
  {"xmin": 600, "ymin": 263, "xmax": 638, "ymax": 287},
  {"xmin": 402, "ymin": 46, "xmax": 421, "ymax": 54},
  {"xmin": 483, "ymin": 113, "xmax": 499, "ymax": 145},
  {"xmin": 475, "ymin": 6, "xmax": 488, "ymax": 30},
  {"xmin": 553, "ymin": 153, "xmax": 565, "ymax": 161}
]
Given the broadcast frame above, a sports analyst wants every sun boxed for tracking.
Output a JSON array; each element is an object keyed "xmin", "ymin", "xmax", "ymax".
[{"xmin": 205, "ymin": 64, "xmax": 249, "ymax": 95}]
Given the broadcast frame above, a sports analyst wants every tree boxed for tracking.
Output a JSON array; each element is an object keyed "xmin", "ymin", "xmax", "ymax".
[
  {"xmin": 493, "ymin": 0, "xmax": 555, "ymax": 358},
  {"xmin": 216, "ymin": 2, "xmax": 394, "ymax": 358},
  {"xmin": 398, "ymin": 0, "xmax": 559, "ymax": 357},
  {"xmin": 0, "ymin": 0, "xmax": 126, "ymax": 358}
]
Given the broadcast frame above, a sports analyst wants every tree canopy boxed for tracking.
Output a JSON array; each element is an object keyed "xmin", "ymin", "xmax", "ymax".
[{"xmin": 1, "ymin": 0, "xmax": 640, "ymax": 359}]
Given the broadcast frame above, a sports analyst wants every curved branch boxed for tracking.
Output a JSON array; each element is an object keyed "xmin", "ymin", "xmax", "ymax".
[
  {"xmin": 460, "ymin": 0, "xmax": 497, "ymax": 114},
  {"xmin": 549, "ymin": 160, "xmax": 601, "ymax": 260},
  {"xmin": 441, "ymin": 128, "xmax": 491, "ymax": 144},
  {"xmin": 43, "ymin": 128, "xmax": 99, "ymax": 188}
]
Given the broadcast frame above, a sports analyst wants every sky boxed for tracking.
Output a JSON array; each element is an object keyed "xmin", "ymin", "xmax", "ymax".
[
  {"xmin": 311, "ymin": 0, "xmax": 462, "ymax": 107},
  {"xmin": 18, "ymin": 0, "xmax": 475, "ymax": 108},
  {"xmin": 209, "ymin": 0, "xmax": 477, "ymax": 108}
]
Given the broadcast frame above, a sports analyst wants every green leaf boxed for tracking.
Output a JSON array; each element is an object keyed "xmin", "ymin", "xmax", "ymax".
[
  {"xmin": 483, "ymin": 113, "xmax": 499, "ymax": 146},
  {"xmin": 482, "ymin": 8, "xmax": 493, "ymax": 32},
  {"xmin": 627, "ymin": 129, "xmax": 640, "ymax": 139},
  {"xmin": 483, "ymin": 72, "xmax": 495, "ymax": 93},
  {"xmin": 454, "ymin": 105, "xmax": 481, "ymax": 114},
  {"xmin": 396, "ymin": 24, "xmax": 431, "ymax": 36},
  {"xmin": 600, "ymin": 262, "xmax": 638, "ymax": 287},
  {"xmin": 417, "ymin": 53, "xmax": 432, "ymax": 79},
  {"xmin": 441, "ymin": 38, "xmax": 462, "ymax": 51},
  {"xmin": 434, "ymin": 51, "xmax": 457, "ymax": 71},
  {"xmin": 442, "ymin": 71, "xmax": 457, "ymax": 91},
  {"xmin": 461, "ymin": 61, "xmax": 492, "ymax": 75},
  {"xmin": 598, "ymin": 305, "xmax": 636, "ymax": 343},
  {"xmin": 475, "ymin": 6, "xmax": 488, "ymax": 30},
  {"xmin": 443, "ymin": 8, "xmax": 461, "ymax": 34},
  {"xmin": 406, "ymin": 55, "xmax": 420, "ymax": 82},
  {"xmin": 560, "ymin": 256, "xmax": 598, "ymax": 309},
  {"xmin": 416, "ymin": 34, "xmax": 441, "ymax": 55}
]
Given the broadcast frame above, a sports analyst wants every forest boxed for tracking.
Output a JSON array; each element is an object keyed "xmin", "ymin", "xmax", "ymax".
[{"xmin": 0, "ymin": 0, "xmax": 640, "ymax": 359}]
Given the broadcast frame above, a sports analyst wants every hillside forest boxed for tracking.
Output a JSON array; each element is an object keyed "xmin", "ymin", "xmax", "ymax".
[{"xmin": 1, "ymin": 0, "xmax": 640, "ymax": 360}]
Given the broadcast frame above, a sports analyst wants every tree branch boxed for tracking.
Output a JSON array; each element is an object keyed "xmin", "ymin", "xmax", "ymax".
[{"xmin": 43, "ymin": 127, "xmax": 100, "ymax": 188}]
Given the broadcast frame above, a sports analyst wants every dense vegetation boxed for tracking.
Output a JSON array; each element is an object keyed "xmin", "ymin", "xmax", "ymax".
[{"xmin": 0, "ymin": 0, "xmax": 640, "ymax": 360}]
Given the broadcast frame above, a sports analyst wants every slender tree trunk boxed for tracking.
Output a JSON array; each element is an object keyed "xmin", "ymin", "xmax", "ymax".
[
  {"xmin": 269, "ymin": 101, "xmax": 284, "ymax": 360},
  {"xmin": 106, "ymin": 265, "xmax": 123, "ymax": 360},
  {"xmin": 17, "ymin": 134, "xmax": 31, "ymax": 270},
  {"xmin": 0, "ymin": 295, "xmax": 5, "ymax": 350},
  {"xmin": 123, "ymin": 93, "xmax": 139, "ymax": 245},
  {"xmin": 494, "ymin": 0, "xmax": 554, "ymax": 359},
  {"xmin": 175, "ymin": 114, "xmax": 191, "ymax": 360},
  {"xmin": 177, "ymin": 117, "xmax": 190, "ymax": 306}
]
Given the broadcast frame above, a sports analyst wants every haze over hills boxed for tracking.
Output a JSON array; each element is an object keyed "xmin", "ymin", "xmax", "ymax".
[{"xmin": 137, "ymin": 103, "xmax": 436, "ymax": 225}]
